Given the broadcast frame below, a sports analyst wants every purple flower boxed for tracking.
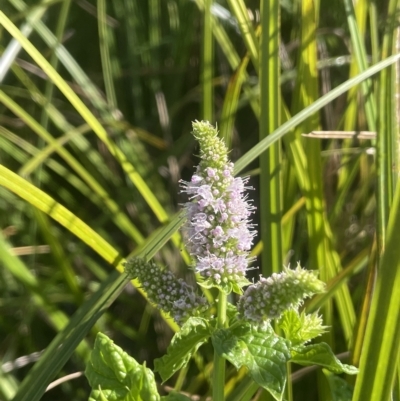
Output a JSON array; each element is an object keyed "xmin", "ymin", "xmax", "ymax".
[{"xmin": 180, "ymin": 121, "xmax": 256, "ymax": 293}]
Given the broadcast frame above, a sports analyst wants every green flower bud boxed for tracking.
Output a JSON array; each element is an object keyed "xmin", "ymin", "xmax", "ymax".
[
  {"xmin": 238, "ymin": 263, "xmax": 325, "ymax": 324},
  {"xmin": 125, "ymin": 258, "xmax": 207, "ymax": 324}
]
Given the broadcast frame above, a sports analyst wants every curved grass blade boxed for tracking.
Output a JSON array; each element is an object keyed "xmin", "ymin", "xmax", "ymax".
[
  {"xmin": 0, "ymin": 89, "xmax": 143, "ymax": 244},
  {"xmin": 0, "ymin": 164, "xmax": 122, "ymax": 266},
  {"xmin": 0, "ymin": 11, "xmax": 173, "ymax": 229},
  {"xmin": 234, "ymin": 53, "xmax": 400, "ymax": 175},
  {"xmin": 352, "ymin": 170, "xmax": 400, "ymax": 401},
  {"xmin": 10, "ymin": 270, "xmax": 129, "ymax": 401}
]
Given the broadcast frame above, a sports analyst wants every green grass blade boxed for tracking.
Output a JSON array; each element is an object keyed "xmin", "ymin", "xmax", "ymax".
[
  {"xmin": 220, "ymin": 53, "xmax": 250, "ymax": 149},
  {"xmin": 376, "ymin": 0, "xmax": 399, "ymax": 254},
  {"xmin": 352, "ymin": 174, "xmax": 400, "ymax": 401},
  {"xmin": 234, "ymin": 53, "xmax": 400, "ymax": 175},
  {"xmin": 10, "ymin": 270, "xmax": 129, "ymax": 401},
  {"xmin": 0, "ymin": 90, "xmax": 144, "ymax": 244},
  {"xmin": 343, "ymin": 0, "xmax": 376, "ymax": 130},
  {"xmin": 259, "ymin": 0, "xmax": 283, "ymax": 279},
  {"xmin": 97, "ymin": 0, "xmax": 118, "ymax": 109},
  {"xmin": 202, "ymin": 0, "xmax": 213, "ymax": 121},
  {"xmin": 226, "ymin": 0, "xmax": 259, "ymax": 70},
  {"xmin": 0, "ymin": 11, "xmax": 172, "ymax": 227},
  {"xmin": 0, "ymin": 164, "xmax": 121, "ymax": 266}
]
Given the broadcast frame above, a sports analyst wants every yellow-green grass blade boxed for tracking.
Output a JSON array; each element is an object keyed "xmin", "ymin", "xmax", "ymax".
[
  {"xmin": 376, "ymin": 0, "xmax": 399, "ymax": 254},
  {"xmin": 220, "ymin": 52, "xmax": 250, "ymax": 150},
  {"xmin": 293, "ymin": 0, "xmax": 322, "ymax": 271},
  {"xmin": 259, "ymin": 0, "xmax": 283, "ymax": 280},
  {"xmin": 352, "ymin": 175, "xmax": 400, "ymax": 401},
  {"xmin": 194, "ymin": 0, "xmax": 260, "ymax": 117},
  {"xmin": 0, "ymin": 164, "xmax": 122, "ymax": 267},
  {"xmin": 291, "ymin": 10, "xmax": 333, "ymax": 401},
  {"xmin": 0, "ymin": 163, "xmax": 180, "ymax": 328},
  {"xmin": 0, "ymin": 90, "xmax": 144, "ymax": 244},
  {"xmin": 7, "ymin": 0, "xmax": 112, "ymax": 115},
  {"xmin": 337, "ymin": 0, "xmax": 369, "ymax": 232},
  {"xmin": 234, "ymin": 53, "xmax": 400, "ymax": 175},
  {"xmin": 18, "ymin": 123, "xmax": 92, "ymax": 176},
  {"xmin": 0, "ymin": 127, "xmax": 132, "ymax": 234},
  {"xmin": 202, "ymin": 0, "xmax": 213, "ymax": 121},
  {"xmin": 343, "ymin": 0, "xmax": 376, "ymax": 131},
  {"xmin": 280, "ymin": 105, "xmax": 357, "ymax": 346},
  {"xmin": 4, "ymin": 61, "xmax": 118, "ymax": 183},
  {"xmin": 226, "ymin": 0, "xmax": 259, "ymax": 70},
  {"xmin": 0, "ymin": 11, "xmax": 173, "ymax": 230},
  {"xmin": 128, "ymin": 211, "xmax": 186, "ymax": 261}
]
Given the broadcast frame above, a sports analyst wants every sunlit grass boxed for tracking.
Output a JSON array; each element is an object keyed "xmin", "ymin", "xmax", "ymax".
[{"xmin": 0, "ymin": 0, "xmax": 399, "ymax": 400}]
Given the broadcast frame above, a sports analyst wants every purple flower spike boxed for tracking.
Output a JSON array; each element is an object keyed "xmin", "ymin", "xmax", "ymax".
[{"xmin": 180, "ymin": 121, "xmax": 257, "ymax": 294}]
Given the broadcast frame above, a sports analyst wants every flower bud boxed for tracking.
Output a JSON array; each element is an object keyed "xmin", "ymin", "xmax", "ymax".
[
  {"xmin": 238, "ymin": 264, "xmax": 325, "ymax": 324},
  {"xmin": 125, "ymin": 258, "xmax": 207, "ymax": 324}
]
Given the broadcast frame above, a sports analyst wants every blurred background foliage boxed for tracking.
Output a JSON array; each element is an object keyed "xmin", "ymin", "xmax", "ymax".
[{"xmin": 0, "ymin": 0, "xmax": 399, "ymax": 400}]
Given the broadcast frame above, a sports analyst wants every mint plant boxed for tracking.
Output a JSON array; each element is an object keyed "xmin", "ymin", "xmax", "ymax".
[{"xmin": 85, "ymin": 121, "xmax": 357, "ymax": 401}]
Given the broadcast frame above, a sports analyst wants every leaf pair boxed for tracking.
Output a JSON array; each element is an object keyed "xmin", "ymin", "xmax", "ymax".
[{"xmin": 86, "ymin": 314, "xmax": 357, "ymax": 401}]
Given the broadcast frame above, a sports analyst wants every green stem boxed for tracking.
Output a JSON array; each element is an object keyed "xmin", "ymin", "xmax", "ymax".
[{"xmin": 212, "ymin": 291, "xmax": 228, "ymax": 401}]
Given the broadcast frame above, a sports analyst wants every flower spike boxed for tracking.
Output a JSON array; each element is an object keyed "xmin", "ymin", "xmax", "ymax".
[
  {"xmin": 181, "ymin": 121, "xmax": 257, "ymax": 294},
  {"xmin": 238, "ymin": 263, "xmax": 325, "ymax": 325},
  {"xmin": 125, "ymin": 258, "xmax": 207, "ymax": 324}
]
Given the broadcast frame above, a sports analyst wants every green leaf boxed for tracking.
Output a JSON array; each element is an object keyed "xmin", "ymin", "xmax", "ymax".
[
  {"xmin": 91, "ymin": 388, "xmax": 109, "ymax": 401},
  {"xmin": 290, "ymin": 343, "xmax": 358, "ymax": 375},
  {"xmin": 323, "ymin": 369, "xmax": 355, "ymax": 401},
  {"xmin": 160, "ymin": 392, "xmax": 192, "ymax": 401},
  {"xmin": 278, "ymin": 309, "xmax": 327, "ymax": 346},
  {"xmin": 85, "ymin": 332, "xmax": 160, "ymax": 401},
  {"xmin": 212, "ymin": 322, "xmax": 291, "ymax": 401},
  {"xmin": 154, "ymin": 318, "xmax": 210, "ymax": 382}
]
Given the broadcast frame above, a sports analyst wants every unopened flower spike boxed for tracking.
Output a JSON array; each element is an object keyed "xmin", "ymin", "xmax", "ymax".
[
  {"xmin": 124, "ymin": 258, "xmax": 207, "ymax": 325},
  {"xmin": 180, "ymin": 120, "xmax": 257, "ymax": 294},
  {"xmin": 238, "ymin": 263, "xmax": 325, "ymax": 325}
]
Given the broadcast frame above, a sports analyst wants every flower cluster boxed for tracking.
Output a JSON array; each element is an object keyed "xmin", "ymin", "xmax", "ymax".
[
  {"xmin": 180, "ymin": 121, "xmax": 256, "ymax": 293},
  {"xmin": 124, "ymin": 258, "xmax": 207, "ymax": 324},
  {"xmin": 238, "ymin": 264, "xmax": 325, "ymax": 325}
]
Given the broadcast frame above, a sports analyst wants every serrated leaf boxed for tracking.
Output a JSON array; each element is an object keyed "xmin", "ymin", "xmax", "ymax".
[
  {"xmin": 290, "ymin": 343, "xmax": 358, "ymax": 375},
  {"xmin": 212, "ymin": 322, "xmax": 291, "ymax": 401},
  {"xmin": 85, "ymin": 332, "xmax": 160, "ymax": 401},
  {"xmin": 278, "ymin": 309, "xmax": 327, "ymax": 345},
  {"xmin": 323, "ymin": 369, "xmax": 355, "ymax": 401},
  {"xmin": 154, "ymin": 317, "xmax": 210, "ymax": 382},
  {"xmin": 160, "ymin": 392, "xmax": 192, "ymax": 401}
]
